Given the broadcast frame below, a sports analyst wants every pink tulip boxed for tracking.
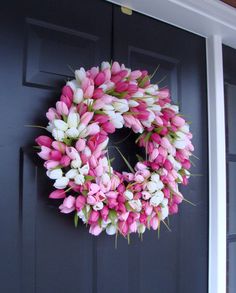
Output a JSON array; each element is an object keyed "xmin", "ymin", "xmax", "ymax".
[
  {"xmin": 150, "ymin": 216, "xmax": 159, "ymax": 230},
  {"xmin": 129, "ymin": 221, "xmax": 138, "ymax": 233},
  {"xmin": 36, "ymin": 135, "xmax": 53, "ymax": 147},
  {"xmin": 103, "ymin": 68, "xmax": 111, "ymax": 81},
  {"xmin": 56, "ymin": 101, "xmax": 69, "ymax": 115},
  {"xmin": 60, "ymin": 95, "xmax": 72, "ymax": 108},
  {"xmin": 88, "ymin": 183, "xmax": 100, "ymax": 196},
  {"xmin": 94, "ymin": 114, "xmax": 109, "ymax": 124},
  {"xmin": 151, "ymin": 133, "xmax": 161, "ymax": 144},
  {"xmin": 173, "ymin": 194, "xmax": 183, "ymax": 204},
  {"xmin": 115, "ymin": 81, "xmax": 129, "ymax": 92},
  {"xmin": 118, "ymin": 221, "xmax": 129, "ymax": 236},
  {"xmin": 80, "ymin": 112, "xmax": 94, "ymax": 126},
  {"xmin": 38, "ymin": 146, "xmax": 51, "ymax": 160},
  {"xmin": 59, "ymin": 196, "xmax": 75, "ymax": 214},
  {"xmin": 149, "ymin": 148, "xmax": 159, "ymax": 161},
  {"xmin": 89, "ymin": 224, "xmax": 102, "ymax": 236},
  {"xmin": 62, "ymin": 85, "xmax": 73, "ymax": 99},
  {"xmin": 158, "ymin": 88, "xmax": 170, "ymax": 99},
  {"xmin": 111, "ymin": 61, "xmax": 121, "ymax": 74},
  {"xmin": 89, "ymin": 210, "xmax": 100, "ymax": 224},
  {"xmin": 130, "ymin": 70, "xmax": 142, "ymax": 80},
  {"xmin": 84, "ymin": 85, "xmax": 94, "ymax": 99},
  {"xmin": 75, "ymin": 196, "xmax": 86, "ymax": 211},
  {"xmin": 95, "ymin": 72, "xmax": 105, "ymax": 86},
  {"xmin": 182, "ymin": 159, "xmax": 191, "ymax": 169},
  {"xmin": 164, "ymin": 159, "xmax": 173, "ymax": 171},
  {"xmin": 75, "ymin": 138, "xmax": 86, "ymax": 152},
  {"xmin": 52, "ymin": 141, "xmax": 66, "ymax": 153},
  {"xmin": 49, "ymin": 150, "xmax": 62, "ymax": 161},
  {"xmin": 163, "ymin": 188, "xmax": 170, "ymax": 198},
  {"xmin": 66, "ymin": 147, "xmax": 78, "ymax": 160},
  {"xmin": 169, "ymin": 203, "xmax": 178, "ymax": 214},
  {"xmin": 88, "ymin": 66, "xmax": 99, "ymax": 79},
  {"xmin": 172, "ymin": 116, "xmax": 185, "ymax": 127},
  {"xmin": 102, "ymin": 121, "xmax": 115, "ymax": 133},
  {"xmin": 44, "ymin": 160, "xmax": 60, "ymax": 169},
  {"xmin": 49, "ymin": 189, "xmax": 66, "ymax": 199},
  {"xmin": 60, "ymin": 155, "xmax": 71, "ymax": 167},
  {"xmin": 100, "ymin": 206, "xmax": 109, "ymax": 220},
  {"xmin": 46, "ymin": 107, "xmax": 59, "ymax": 121},
  {"xmin": 86, "ymin": 123, "xmax": 100, "ymax": 136},
  {"xmin": 93, "ymin": 88, "xmax": 104, "ymax": 99},
  {"xmin": 161, "ymin": 137, "xmax": 171, "ymax": 149}
]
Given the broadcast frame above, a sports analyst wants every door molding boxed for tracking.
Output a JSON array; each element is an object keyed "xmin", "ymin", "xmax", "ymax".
[
  {"xmin": 107, "ymin": 0, "xmax": 236, "ymax": 49},
  {"xmin": 107, "ymin": 1, "xmax": 229, "ymax": 293}
]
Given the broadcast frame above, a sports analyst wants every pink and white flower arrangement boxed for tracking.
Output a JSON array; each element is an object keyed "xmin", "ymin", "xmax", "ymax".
[{"xmin": 35, "ymin": 61, "xmax": 194, "ymax": 238}]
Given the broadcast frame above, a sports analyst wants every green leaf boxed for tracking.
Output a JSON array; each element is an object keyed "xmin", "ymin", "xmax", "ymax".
[
  {"xmin": 107, "ymin": 149, "xmax": 112, "ymax": 178},
  {"xmin": 109, "ymin": 210, "xmax": 117, "ymax": 225},
  {"xmin": 144, "ymin": 132, "xmax": 152, "ymax": 142},
  {"xmin": 154, "ymin": 126, "xmax": 163, "ymax": 134},
  {"xmin": 115, "ymin": 147, "xmax": 135, "ymax": 173},
  {"xmin": 149, "ymin": 64, "xmax": 160, "ymax": 80},
  {"xmin": 74, "ymin": 213, "xmax": 78, "ymax": 228},
  {"xmin": 63, "ymin": 137, "xmax": 73, "ymax": 146},
  {"xmin": 85, "ymin": 175, "xmax": 95, "ymax": 181},
  {"xmin": 139, "ymin": 75, "xmax": 150, "ymax": 88},
  {"xmin": 136, "ymin": 154, "xmax": 144, "ymax": 162}
]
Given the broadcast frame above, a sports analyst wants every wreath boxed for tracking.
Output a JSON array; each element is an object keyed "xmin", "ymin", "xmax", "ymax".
[{"xmin": 35, "ymin": 61, "xmax": 193, "ymax": 238}]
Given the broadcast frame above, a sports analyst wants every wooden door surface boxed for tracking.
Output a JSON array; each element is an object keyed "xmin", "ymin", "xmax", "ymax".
[{"xmin": 0, "ymin": 1, "xmax": 208, "ymax": 293}]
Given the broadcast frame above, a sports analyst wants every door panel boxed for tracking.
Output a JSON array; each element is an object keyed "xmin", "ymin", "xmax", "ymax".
[
  {"xmin": 0, "ymin": 1, "xmax": 112, "ymax": 292},
  {"xmin": 113, "ymin": 7, "xmax": 208, "ymax": 293}
]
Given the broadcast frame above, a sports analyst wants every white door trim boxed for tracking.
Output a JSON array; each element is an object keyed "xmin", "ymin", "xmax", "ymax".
[
  {"xmin": 107, "ymin": 1, "xmax": 229, "ymax": 293},
  {"xmin": 206, "ymin": 35, "xmax": 226, "ymax": 293}
]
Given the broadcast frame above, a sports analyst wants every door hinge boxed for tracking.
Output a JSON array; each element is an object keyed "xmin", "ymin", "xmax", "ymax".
[{"xmin": 121, "ymin": 6, "xmax": 133, "ymax": 15}]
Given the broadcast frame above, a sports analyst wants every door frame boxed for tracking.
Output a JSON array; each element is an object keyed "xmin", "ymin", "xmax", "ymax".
[{"xmin": 107, "ymin": 1, "xmax": 236, "ymax": 292}]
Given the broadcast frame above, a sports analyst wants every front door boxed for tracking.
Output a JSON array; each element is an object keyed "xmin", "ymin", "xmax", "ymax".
[{"xmin": 0, "ymin": 1, "xmax": 208, "ymax": 293}]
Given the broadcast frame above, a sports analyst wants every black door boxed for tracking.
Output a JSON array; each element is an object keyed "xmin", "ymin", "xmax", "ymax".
[
  {"xmin": 223, "ymin": 45, "xmax": 236, "ymax": 293},
  {"xmin": 0, "ymin": 1, "xmax": 208, "ymax": 293}
]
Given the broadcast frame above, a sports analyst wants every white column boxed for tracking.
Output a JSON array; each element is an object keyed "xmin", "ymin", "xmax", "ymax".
[{"xmin": 206, "ymin": 35, "xmax": 227, "ymax": 293}]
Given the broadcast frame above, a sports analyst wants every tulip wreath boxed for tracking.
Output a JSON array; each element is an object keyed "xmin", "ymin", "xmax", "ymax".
[{"xmin": 35, "ymin": 61, "xmax": 194, "ymax": 238}]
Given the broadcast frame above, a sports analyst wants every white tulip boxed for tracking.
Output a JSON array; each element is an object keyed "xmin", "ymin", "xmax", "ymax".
[
  {"xmin": 174, "ymin": 140, "xmax": 187, "ymax": 149},
  {"xmin": 103, "ymin": 104, "xmax": 114, "ymax": 111},
  {"xmin": 147, "ymin": 181, "xmax": 158, "ymax": 193},
  {"xmin": 52, "ymin": 129, "xmax": 65, "ymax": 142},
  {"xmin": 71, "ymin": 157, "xmax": 82, "ymax": 169},
  {"xmin": 151, "ymin": 173, "xmax": 160, "ymax": 183},
  {"xmin": 113, "ymin": 99, "xmax": 129, "ymax": 113},
  {"xmin": 79, "ymin": 163, "xmax": 89, "ymax": 175},
  {"xmin": 46, "ymin": 169, "xmax": 63, "ymax": 180},
  {"xmin": 83, "ymin": 146, "xmax": 91, "ymax": 157},
  {"xmin": 138, "ymin": 223, "xmax": 146, "ymax": 234},
  {"xmin": 180, "ymin": 124, "xmax": 190, "ymax": 133},
  {"xmin": 101, "ymin": 218, "xmax": 112, "ymax": 228},
  {"xmin": 144, "ymin": 97, "xmax": 155, "ymax": 106},
  {"xmin": 66, "ymin": 127, "xmax": 79, "ymax": 138},
  {"xmin": 98, "ymin": 137, "xmax": 109, "ymax": 151},
  {"xmin": 162, "ymin": 198, "xmax": 169, "ymax": 206},
  {"xmin": 67, "ymin": 113, "xmax": 80, "ymax": 128},
  {"xmin": 46, "ymin": 122, "xmax": 54, "ymax": 133},
  {"xmin": 168, "ymin": 155, "xmax": 182, "ymax": 171},
  {"xmin": 150, "ymin": 192, "xmax": 164, "ymax": 207},
  {"xmin": 75, "ymin": 67, "xmax": 86, "ymax": 83},
  {"xmin": 101, "ymin": 62, "xmax": 110, "ymax": 70},
  {"xmin": 93, "ymin": 201, "xmax": 104, "ymax": 211},
  {"xmin": 74, "ymin": 174, "xmax": 85, "ymax": 185},
  {"xmin": 53, "ymin": 177, "xmax": 69, "ymax": 189},
  {"xmin": 124, "ymin": 190, "xmax": 133, "ymax": 200},
  {"xmin": 128, "ymin": 100, "xmax": 139, "ymax": 107},
  {"xmin": 54, "ymin": 119, "xmax": 68, "ymax": 131},
  {"xmin": 161, "ymin": 206, "xmax": 169, "ymax": 220},
  {"xmin": 151, "ymin": 104, "xmax": 161, "ymax": 112},
  {"xmin": 106, "ymin": 224, "xmax": 117, "ymax": 235},
  {"xmin": 133, "ymin": 91, "xmax": 144, "ymax": 98},
  {"xmin": 73, "ymin": 88, "xmax": 84, "ymax": 104},
  {"xmin": 129, "ymin": 199, "xmax": 142, "ymax": 212},
  {"xmin": 65, "ymin": 169, "xmax": 78, "ymax": 179},
  {"xmin": 101, "ymin": 173, "xmax": 110, "ymax": 185},
  {"xmin": 66, "ymin": 80, "xmax": 77, "ymax": 92}
]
